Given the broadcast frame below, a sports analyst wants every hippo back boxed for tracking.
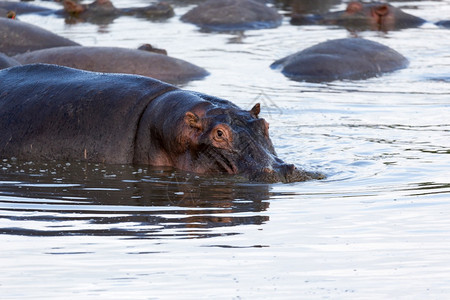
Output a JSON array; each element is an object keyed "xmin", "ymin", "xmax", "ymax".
[
  {"xmin": 0, "ymin": 52, "xmax": 20, "ymax": 69},
  {"xmin": 0, "ymin": 64, "xmax": 176, "ymax": 163},
  {"xmin": 0, "ymin": 18, "xmax": 79, "ymax": 56}
]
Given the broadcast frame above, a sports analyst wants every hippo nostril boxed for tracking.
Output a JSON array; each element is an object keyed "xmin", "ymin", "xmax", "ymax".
[
  {"xmin": 277, "ymin": 163, "xmax": 295, "ymax": 175},
  {"xmin": 262, "ymin": 167, "xmax": 275, "ymax": 174},
  {"xmin": 286, "ymin": 164, "xmax": 296, "ymax": 173}
]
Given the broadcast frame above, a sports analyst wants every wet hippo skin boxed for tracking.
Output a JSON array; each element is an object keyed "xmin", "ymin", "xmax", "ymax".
[
  {"xmin": 13, "ymin": 46, "xmax": 209, "ymax": 84},
  {"xmin": 0, "ymin": 64, "xmax": 321, "ymax": 183},
  {"xmin": 271, "ymin": 38, "xmax": 408, "ymax": 82},
  {"xmin": 291, "ymin": 1, "xmax": 426, "ymax": 31},
  {"xmin": 0, "ymin": 53, "xmax": 20, "ymax": 69},
  {"xmin": 181, "ymin": 0, "xmax": 282, "ymax": 31},
  {"xmin": 0, "ymin": 18, "xmax": 79, "ymax": 56}
]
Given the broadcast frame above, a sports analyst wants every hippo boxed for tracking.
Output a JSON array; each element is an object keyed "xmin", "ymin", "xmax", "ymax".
[
  {"xmin": 0, "ymin": 1, "xmax": 54, "ymax": 15},
  {"xmin": 271, "ymin": 38, "xmax": 408, "ymax": 83},
  {"xmin": 0, "ymin": 64, "xmax": 321, "ymax": 183},
  {"xmin": 137, "ymin": 44, "xmax": 168, "ymax": 56},
  {"xmin": 436, "ymin": 20, "xmax": 450, "ymax": 28},
  {"xmin": 0, "ymin": 18, "xmax": 79, "ymax": 56},
  {"xmin": 0, "ymin": 0, "xmax": 173, "ymax": 24},
  {"xmin": 0, "ymin": 7, "xmax": 14, "ymax": 18},
  {"xmin": 13, "ymin": 46, "xmax": 208, "ymax": 84},
  {"xmin": 62, "ymin": 0, "xmax": 174, "ymax": 23},
  {"xmin": 180, "ymin": 0, "xmax": 282, "ymax": 31},
  {"xmin": 280, "ymin": 0, "xmax": 341, "ymax": 15},
  {"xmin": 0, "ymin": 52, "xmax": 20, "ymax": 69},
  {"xmin": 291, "ymin": 1, "xmax": 426, "ymax": 31}
]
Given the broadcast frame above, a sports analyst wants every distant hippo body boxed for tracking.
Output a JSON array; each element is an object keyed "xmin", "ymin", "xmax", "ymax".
[
  {"xmin": 0, "ymin": 18, "xmax": 79, "ymax": 56},
  {"xmin": 0, "ymin": 7, "xmax": 13, "ymax": 18},
  {"xmin": 271, "ymin": 38, "xmax": 408, "ymax": 82},
  {"xmin": 0, "ymin": 1, "xmax": 54, "ymax": 15},
  {"xmin": 0, "ymin": 0, "xmax": 173, "ymax": 24},
  {"xmin": 0, "ymin": 53, "xmax": 20, "ymax": 69},
  {"xmin": 13, "ymin": 46, "xmax": 208, "ymax": 84},
  {"xmin": 436, "ymin": 20, "xmax": 450, "ymax": 28},
  {"xmin": 181, "ymin": 0, "xmax": 282, "ymax": 31},
  {"xmin": 62, "ymin": 0, "xmax": 174, "ymax": 23},
  {"xmin": 0, "ymin": 64, "xmax": 319, "ymax": 183},
  {"xmin": 291, "ymin": 1, "xmax": 426, "ymax": 31}
]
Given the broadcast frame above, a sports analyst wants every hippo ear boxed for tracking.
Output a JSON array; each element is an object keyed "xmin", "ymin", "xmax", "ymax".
[
  {"xmin": 63, "ymin": 0, "xmax": 84, "ymax": 14},
  {"xmin": 346, "ymin": 2, "xmax": 363, "ymax": 14},
  {"xmin": 185, "ymin": 112, "xmax": 202, "ymax": 130},
  {"xmin": 250, "ymin": 103, "xmax": 260, "ymax": 119},
  {"xmin": 375, "ymin": 4, "xmax": 389, "ymax": 16}
]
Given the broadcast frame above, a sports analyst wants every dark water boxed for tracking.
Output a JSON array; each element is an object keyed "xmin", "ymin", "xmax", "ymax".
[{"xmin": 1, "ymin": 0, "xmax": 450, "ymax": 298}]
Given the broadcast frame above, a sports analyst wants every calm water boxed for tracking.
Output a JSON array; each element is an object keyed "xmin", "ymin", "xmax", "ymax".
[{"xmin": 1, "ymin": 0, "xmax": 450, "ymax": 298}]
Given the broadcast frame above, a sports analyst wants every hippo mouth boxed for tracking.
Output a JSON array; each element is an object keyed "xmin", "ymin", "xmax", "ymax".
[
  {"xmin": 249, "ymin": 164, "xmax": 325, "ymax": 183},
  {"xmin": 202, "ymin": 147, "xmax": 238, "ymax": 175}
]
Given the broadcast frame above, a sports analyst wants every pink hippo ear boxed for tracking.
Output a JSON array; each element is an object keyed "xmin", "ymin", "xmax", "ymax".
[
  {"xmin": 250, "ymin": 103, "xmax": 260, "ymax": 118},
  {"xmin": 346, "ymin": 2, "xmax": 363, "ymax": 14},
  {"xmin": 374, "ymin": 4, "xmax": 389, "ymax": 17},
  {"xmin": 63, "ymin": 0, "xmax": 85, "ymax": 14},
  {"xmin": 185, "ymin": 112, "xmax": 202, "ymax": 130}
]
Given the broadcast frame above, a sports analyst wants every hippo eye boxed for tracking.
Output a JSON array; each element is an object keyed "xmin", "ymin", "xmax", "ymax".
[{"xmin": 213, "ymin": 127, "xmax": 229, "ymax": 142}]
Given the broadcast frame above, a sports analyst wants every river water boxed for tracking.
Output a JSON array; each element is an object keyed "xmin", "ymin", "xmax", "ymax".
[{"xmin": 1, "ymin": 0, "xmax": 450, "ymax": 299}]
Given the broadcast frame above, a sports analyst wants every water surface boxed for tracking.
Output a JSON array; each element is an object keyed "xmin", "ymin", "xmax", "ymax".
[{"xmin": 1, "ymin": 0, "xmax": 450, "ymax": 298}]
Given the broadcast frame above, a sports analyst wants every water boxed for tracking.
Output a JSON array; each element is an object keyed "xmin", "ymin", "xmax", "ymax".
[{"xmin": 1, "ymin": 0, "xmax": 450, "ymax": 298}]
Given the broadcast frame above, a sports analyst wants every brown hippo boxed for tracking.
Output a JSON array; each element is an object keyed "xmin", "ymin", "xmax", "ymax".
[
  {"xmin": 271, "ymin": 38, "xmax": 408, "ymax": 83},
  {"xmin": 0, "ymin": 64, "xmax": 322, "ymax": 183},
  {"xmin": 181, "ymin": 0, "xmax": 282, "ymax": 31},
  {"xmin": 13, "ymin": 46, "xmax": 208, "ymax": 84},
  {"xmin": 291, "ymin": 1, "xmax": 426, "ymax": 31},
  {"xmin": 0, "ymin": 52, "xmax": 20, "ymax": 69},
  {"xmin": 137, "ymin": 44, "xmax": 168, "ymax": 56},
  {"xmin": 0, "ymin": 18, "xmax": 79, "ymax": 56},
  {"xmin": 62, "ymin": 0, "xmax": 174, "ymax": 23}
]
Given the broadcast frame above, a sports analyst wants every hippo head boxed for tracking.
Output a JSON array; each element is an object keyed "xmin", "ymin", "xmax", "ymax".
[
  {"xmin": 340, "ymin": 2, "xmax": 425, "ymax": 30},
  {"xmin": 345, "ymin": 2, "xmax": 394, "ymax": 29},
  {"xmin": 179, "ymin": 101, "xmax": 318, "ymax": 183},
  {"xmin": 63, "ymin": 0, "xmax": 116, "ymax": 15}
]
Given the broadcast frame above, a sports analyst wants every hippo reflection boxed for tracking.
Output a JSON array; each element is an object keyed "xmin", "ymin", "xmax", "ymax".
[
  {"xmin": 0, "ymin": 161, "xmax": 271, "ymax": 238},
  {"xmin": 291, "ymin": 1, "xmax": 426, "ymax": 31},
  {"xmin": 0, "ymin": 64, "xmax": 322, "ymax": 183}
]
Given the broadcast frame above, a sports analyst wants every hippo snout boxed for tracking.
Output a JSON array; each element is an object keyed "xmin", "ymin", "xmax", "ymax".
[{"xmin": 249, "ymin": 163, "xmax": 324, "ymax": 183}]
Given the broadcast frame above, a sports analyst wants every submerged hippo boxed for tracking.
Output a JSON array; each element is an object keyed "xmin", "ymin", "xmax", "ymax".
[
  {"xmin": 271, "ymin": 38, "xmax": 408, "ymax": 82},
  {"xmin": 436, "ymin": 20, "xmax": 450, "ymax": 28},
  {"xmin": 13, "ymin": 46, "xmax": 208, "ymax": 84},
  {"xmin": 0, "ymin": 52, "xmax": 20, "ymax": 69},
  {"xmin": 0, "ymin": 8, "xmax": 16, "ymax": 19},
  {"xmin": 181, "ymin": 0, "xmax": 282, "ymax": 31},
  {"xmin": 291, "ymin": 1, "xmax": 426, "ymax": 31},
  {"xmin": 62, "ymin": 0, "xmax": 174, "ymax": 22},
  {"xmin": 0, "ymin": 0, "xmax": 173, "ymax": 24},
  {"xmin": 0, "ymin": 1, "xmax": 54, "ymax": 15},
  {"xmin": 0, "ymin": 18, "xmax": 79, "ymax": 56},
  {"xmin": 0, "ymin": 64, "xmax": 320, "ymax": 183}
]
